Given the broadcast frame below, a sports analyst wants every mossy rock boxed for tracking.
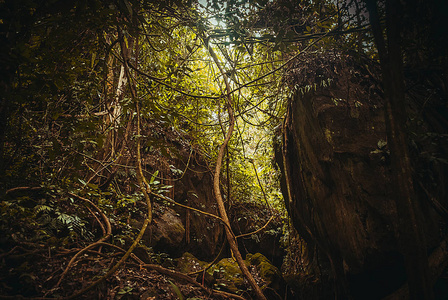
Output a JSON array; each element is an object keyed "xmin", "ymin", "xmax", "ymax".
[
  {"xmin": 176, "ymin": 252, "xmax": 208, "ymax": 274},
  {"xmin": 191, "ymin": 253, "xmax": 285, "ymax": 296},
  {"xmin": 246, "ymin": 253, "xmax": 283, "ymax": 290},
  {"xmin": 210, "ymin": 258, "xmax": 246, "ymax": 294},
  {"xmin": 150, "ymin": 207, "xmax": 185, "ymax": 254}
]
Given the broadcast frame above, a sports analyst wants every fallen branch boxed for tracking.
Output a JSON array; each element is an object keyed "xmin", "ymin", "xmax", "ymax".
[{"xmin": 5, "ymin": 186, "xmax": 42, "ymax": 195}]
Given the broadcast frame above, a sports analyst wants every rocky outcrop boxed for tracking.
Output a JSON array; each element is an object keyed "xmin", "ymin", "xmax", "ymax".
[
  {"xmin": 277, "ymin": 51, "xmax": 448, "ymax": 298},
  {"xmin": 229, "ymin": 202, "xmax": 285, "ymax": 269},
  {"xmin": 176, "ymin": 252, "xmax": 284, "ymax": 298},
  {"xmin": 148, "ymin": 204, "xmax": 185, "ymax": 255},
  {"xmin": 137, "ymin": 122, "xmax": 223, "ymax": 260},
  {"xmin": 246, "ymin": 253, "xmax": 285, "ymax": 297}
]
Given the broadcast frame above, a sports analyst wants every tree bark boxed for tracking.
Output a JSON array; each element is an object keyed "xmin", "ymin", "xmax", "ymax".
[{"xmin": 365, "ymin": 1, "xmax": 433, "ymax": 299}]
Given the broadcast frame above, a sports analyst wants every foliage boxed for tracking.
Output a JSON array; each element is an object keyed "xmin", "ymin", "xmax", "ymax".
[{"xmin": 0, "ymin": 191, "xmax": 94, "ymax": 247}]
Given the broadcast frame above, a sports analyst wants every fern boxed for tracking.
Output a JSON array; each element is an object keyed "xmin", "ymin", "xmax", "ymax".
[
  {"xmin": 34, "ymin": 205, "xmax": 52, "ymax": 215},
  {"xmin": 34, "ymin": 203, "xmax": 94, "ymax": 241}
]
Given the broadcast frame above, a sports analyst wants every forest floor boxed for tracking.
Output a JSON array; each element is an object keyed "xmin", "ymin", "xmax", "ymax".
[
  {"xmin": 0, "ymin": 243, "xmax": 214, "ymax": 299},
  {"xmin": 0, "ymin": 219, "xmax": 257, "ymax": 300},
  {"xmin": 0, "ymin": 189, "xmax": 283, "ymax": 300}
]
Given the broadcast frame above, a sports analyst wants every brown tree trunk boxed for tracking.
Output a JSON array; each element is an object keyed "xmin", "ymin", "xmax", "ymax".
[{"xmin": 365, "ymin": 1, "xmax": 433, "ymax": 299}]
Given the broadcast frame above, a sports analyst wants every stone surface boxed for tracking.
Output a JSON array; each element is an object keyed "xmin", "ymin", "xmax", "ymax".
[
  {"xmin": 147, "ymin": 204, "xmax": 185, "ymax": 255},
  {"xmin": 176, "ymin": 252, "xmax": 208, "ymax": 274},
  {"xmin": 246, "ymin": 253, "xmax": 285, "ymax": 292},
  {"xmin": 277, "ymin": 52, "xmax": 447, "ymax": 298}
]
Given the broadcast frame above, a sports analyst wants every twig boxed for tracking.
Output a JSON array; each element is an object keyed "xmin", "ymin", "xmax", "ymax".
[
  {"xmin": 0, "ymin": 246, "xmax": 19, "ymax": 259},
  {"xmin": 228, "ymin": 29, "xmax": 332, "ymax": 96},
  {"xmin": 93, "ymin": 242, "xmax": 145, "ymax": 265},
  {"xmin": 86, "ymin": 206, "xmax": 106, "ymax": 236},
  {"xmin": 126, "ymin": 60, "xmax": 220, "ymax": 100},
  {"xmin": 5, "ymin": 186, "xmax": 42, "ymax": 195},
  {"xmin": 65, "ymin": 218, "xmax": 151, "ymax": 300},
  {"xmin": 249, "ymin": 158, "xmax": 271, "ymax": 209}
]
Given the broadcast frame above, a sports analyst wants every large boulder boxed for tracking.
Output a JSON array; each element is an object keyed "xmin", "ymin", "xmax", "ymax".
[
  {"xmin": 277, "ymin": 51, "xmax": 448, "ymax": 298},
  {"xmin": 246, "ymin": 253, "xmax": 285, "ymax": 296},
  {"xmin": 176, "ymin": 252, "xmax": 208, "ymax": 274},
  {"xmin": 176, "ymin": 252, "xmax": 285, "ymax": 298},
  {"xmin": 117, "ymin": 121, "xmax": 224, "ymax": 260},
  {"xmin": 211, "ymin": 253, "xmax": 284, "ymax": 298},
  {"xmin": 149, "ymin": 204, "xmax": 185, "ymax": 255},
  {"xmin": 212, "ymin": 257, "xmax": 247, "ymax": 294},
  {"xmin": 229, "ymin": 202, "xmax": 285, "ymax": 269},
  {"xmin": 130, "ymin": 203, "xmax": 185, "ymax": 256}
]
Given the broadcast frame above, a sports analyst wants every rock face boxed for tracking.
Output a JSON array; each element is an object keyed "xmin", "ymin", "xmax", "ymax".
[
  {"xmin": 277, "ymin": 52, "xmax": 447, "ymax": 298},
  {"xmin": 178, "ymin": 252, "xmax": 284, "ymax": 298},
  {"xmin": 147, "ymin": 204, "xmax": 185, "ymax": 255},
  {"xmin": 283, "ymin": 87, "xmax": 397, "ymax": 269},
  {"xmin": 229, "ymin": 202, "xmax": 285, "ymax": 269},
  {"xmin": 137, "ymin": 122, "xmax": 223, "ymax": 260}
]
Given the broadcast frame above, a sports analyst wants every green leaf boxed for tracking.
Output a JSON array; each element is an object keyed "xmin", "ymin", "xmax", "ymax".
[
  {"xmin": 150, "ymin": 170, "xmax": 159, "ymax": 185},
  {"xmin": 168, "ymin": 281, "xmax": 184, "ymax": 300},
  {"xmin": 118, "ymin": 286, "xmax": 133, "ymax": 295}
]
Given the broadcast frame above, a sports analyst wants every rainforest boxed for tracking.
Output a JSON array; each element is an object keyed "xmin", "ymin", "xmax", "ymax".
[{"xmin": 0, "ymin": 0, "xmax": 447, "ymax": 299}]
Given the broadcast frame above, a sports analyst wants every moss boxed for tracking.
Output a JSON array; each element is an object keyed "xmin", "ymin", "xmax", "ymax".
[
  {"xmin": 247, "ymin": 253, "xmax": 283, "ymax": 290},
  {"xmin": 211, "ymin": 258, "xmax": 245, "ymax": 293},
  {"xmin": 176, "ymin": 252, "xmax": 208, "ymax": 274},
  {"xmin": 215, "ymin": 258, "xmax": 241, "ymax": 275}
]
